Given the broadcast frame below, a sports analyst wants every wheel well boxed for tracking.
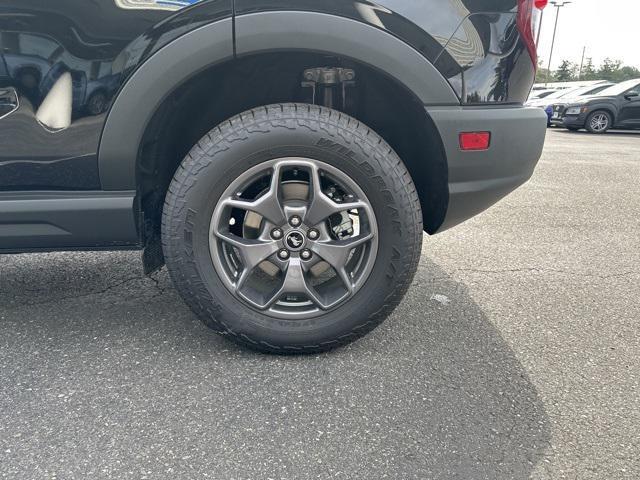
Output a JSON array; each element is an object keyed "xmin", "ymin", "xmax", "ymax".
[
  {"xmin": 138, "ymin": 52, "xmax": 449, "ymax": 244},
  {"xmin": 589, "ymin": 107, "xmax": 616, "ymax": 122}
]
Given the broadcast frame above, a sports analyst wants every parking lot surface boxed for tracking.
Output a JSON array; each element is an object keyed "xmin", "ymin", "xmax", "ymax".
[{"xmin": 1, "ymin": 129, "xmax": 638, "ymax": 479}]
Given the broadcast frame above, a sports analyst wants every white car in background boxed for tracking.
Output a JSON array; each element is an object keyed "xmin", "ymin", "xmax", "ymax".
[{"xmin": 527, "ymin": 89, "xmax": 559, "ymax": 101}]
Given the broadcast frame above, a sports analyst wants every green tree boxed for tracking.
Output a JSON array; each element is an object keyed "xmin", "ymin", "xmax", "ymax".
[
  {"xmin": 598, "ymin": 58, "xmax": 623, "ymax": 81},
  {"xmin": 580, "ymin": 58, "xmax": 597, "ymax": 80},
  {"xmin": 555, "ymin": 60, "xmax": 576, "ymax": 82},
  {"xmin": 535, "ymin": 60, "xmax": 556, "ymax": 83},
  {"xmin": 612, "ymin": 65, "xmax": 640, "ymax": 82}
]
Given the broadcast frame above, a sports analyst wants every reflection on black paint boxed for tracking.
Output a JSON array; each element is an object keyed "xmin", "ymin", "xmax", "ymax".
[
  {"xmin": 1, "ymin": 31, "xmax": 120, "ymax": 116},
  {"xmin": 435, "ymin": 11, "xmax": 533, "ymax": 104},
  {"xmin": 0, "ymin": 0, "xmax": 231, "ymax": 190}
]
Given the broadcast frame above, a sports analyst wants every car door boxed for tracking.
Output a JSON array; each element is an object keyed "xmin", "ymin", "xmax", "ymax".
[
  {"xmin": 616, "ymin": 85, "xmax": 640, "ymax": 128},
  {"xmin": 0, "ymin": 30, "xmax": 100, "ymax": 190},
  {"xmin": 0, "ymin": 1, "xmax": 174, "ymax": 191}
]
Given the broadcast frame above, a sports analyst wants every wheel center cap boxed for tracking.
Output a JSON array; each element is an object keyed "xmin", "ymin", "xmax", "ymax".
[{"xmin": 285, "ymin": 231, "xmax": 306, "ymax": 251}]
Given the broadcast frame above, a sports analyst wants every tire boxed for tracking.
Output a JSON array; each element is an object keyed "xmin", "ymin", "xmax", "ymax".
[
  {"xmin": 17, "ymin": 69, "xmax": 40, "ymax": 90},
  {"xmin": 162, "ymin": 104, "xmax": 423, "ymax": 353},
  {"xmin": 86, "ymin": 91, "xmax": 108, "ymax": 116},
  {"xmin": 585, "ymin": 110, "xmax": 612, "ymax": 134}
]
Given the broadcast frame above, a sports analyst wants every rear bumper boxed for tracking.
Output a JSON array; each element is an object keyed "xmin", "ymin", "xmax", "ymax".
[{"xmin": 427, "ymin": 106, "xmax": 547, "ymax": 233}]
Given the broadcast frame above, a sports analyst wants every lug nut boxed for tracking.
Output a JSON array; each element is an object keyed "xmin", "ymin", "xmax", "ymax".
[
  {"xmin": 300, "ymin": 249, "xmax": 312, "ymax": 261},
  {"xmin": 271, "ymin": 228, "xmax": 283, "ymax": 240},
  {"xmin": 307, "ymin": 228, "xmax": 319, "ymax": 240},
  {"xmin": 289, "ymin": 215, "xmax": 302, "ymax": 227},
  {"xmin": 278, "ymin": 249, "xmax": 290, "ymax": 260}
]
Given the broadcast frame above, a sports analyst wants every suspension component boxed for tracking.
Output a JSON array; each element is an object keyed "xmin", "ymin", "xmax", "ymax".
[{"xmin": 302, "ymin": 67, "xmax": 356, "ymax": 111}]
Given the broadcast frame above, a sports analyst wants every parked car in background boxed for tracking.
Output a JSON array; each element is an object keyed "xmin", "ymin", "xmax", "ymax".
[
  {"xmin": 526, "ymin": 82, "xmax": 614, "ymax": 126},
  {"xmin": 527, "ymin": 89, "xmax": 557, "ymax": 101},
  {"xmin": 530, "ymin": 80, "xmax": 609, "ymax": 92},
  {"xmin": 558, "ymin": 79, "xmax": 640, "ymax": 133}
]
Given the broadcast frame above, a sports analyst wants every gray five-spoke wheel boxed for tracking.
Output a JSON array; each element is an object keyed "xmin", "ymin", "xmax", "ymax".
[{"xmin": 209, "ymin": 158, "xmax": 378, "ymax": 319}]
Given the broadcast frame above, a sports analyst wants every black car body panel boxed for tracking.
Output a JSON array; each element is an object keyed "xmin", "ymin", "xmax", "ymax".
[
  {"xmin": 0, "ymin": 0, "xmax": 232, "ymax": 191},
  {"xmin": 0, "ymin": 0, "xmax": 546, "ymax": 252}
]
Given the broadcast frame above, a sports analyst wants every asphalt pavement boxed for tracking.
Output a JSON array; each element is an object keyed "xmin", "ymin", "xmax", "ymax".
[{"xmin": 0, "ymin": 129, "xmax": 638, "ymax": 479}]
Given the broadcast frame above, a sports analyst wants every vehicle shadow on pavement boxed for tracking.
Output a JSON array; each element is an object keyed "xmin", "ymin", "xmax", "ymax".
[{"xmin": 0, "ymin": 251, "xmax": 551, "ymax": 479}]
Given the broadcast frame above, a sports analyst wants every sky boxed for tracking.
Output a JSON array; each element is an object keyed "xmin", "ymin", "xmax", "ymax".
[{"xmin": 536, "ymin": 0, "xmax": 639, "ymax": 70}]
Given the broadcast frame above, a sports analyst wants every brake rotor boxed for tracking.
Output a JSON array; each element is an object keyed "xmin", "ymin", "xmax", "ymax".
[{"xmin": 242, "ymin": 180, "xmax": 308, "ymax": 234}]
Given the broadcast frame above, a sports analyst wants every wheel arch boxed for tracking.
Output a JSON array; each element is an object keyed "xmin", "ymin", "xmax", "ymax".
[
  {"xmin": 97, "ymin": 17, "xmax": 234, "ymax": 190},
  {"xmin": 233, "ymin": 11, "xmax": 458, "ymax": 107},
  {"xmin": 98, "ymin": 11, "xmax": 457, "ymax": 238},
  {"xmin": 589, "ymin": 105, "xmax": 617, "ymax": 124}
]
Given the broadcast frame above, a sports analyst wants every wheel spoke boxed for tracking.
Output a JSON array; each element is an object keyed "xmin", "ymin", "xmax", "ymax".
[
  {"xmin": 591, "ymin": 114, "xmax": 608, "ymax": 131},
  {"xmin": 309, "ymin": 233, "xmax": 373, "ymax": 293},
  {"xmin": 221, "ymin": 164, "xmax": 286, "ymax": 225},
  {"xmin": 262, "ymin": 257, "xmax": 326, "ymax": 309},
  {"xmin": 215, "ymin": 232, "xmax": 279, "ymax": 289},
  {"xmin": 304, "ymin": 164, "xmax": 367, "ymax": 226}
]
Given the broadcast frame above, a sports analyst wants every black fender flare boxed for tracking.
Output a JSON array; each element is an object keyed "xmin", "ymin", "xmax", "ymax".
[
  {"xmin": 98, "ymin": 18, "xmax": 234, "ymax": 190},
  {"xmin": 98, "ymin": 11, "xmax": 458, "ymax": 190}
]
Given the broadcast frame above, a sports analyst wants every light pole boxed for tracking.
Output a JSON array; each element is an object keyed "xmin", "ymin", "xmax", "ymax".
[
  {"xmin": 535, "ymin": 8, "xmax": 545, "ymax": 47},
  {"xmin": 578, "ymin": 46, "xmax": 586, "ymax": 80},
  {"xmin": 546, "ymin": 0, "xmax": 572, "ymax": 84}
]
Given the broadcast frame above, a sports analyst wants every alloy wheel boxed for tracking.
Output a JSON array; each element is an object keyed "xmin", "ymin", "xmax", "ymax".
[
  {"xmin": 590, "ymin": 113, "xmax": 609, "ymax": 132},
  {"xmin": 209, "ymin": 158, "xmax": 378, "ymax": 320}
]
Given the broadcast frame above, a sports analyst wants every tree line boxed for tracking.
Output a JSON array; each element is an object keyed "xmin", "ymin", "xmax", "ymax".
[{"xmin": 535, "ymin": 58, "xmax": 640, "ymax": 83}]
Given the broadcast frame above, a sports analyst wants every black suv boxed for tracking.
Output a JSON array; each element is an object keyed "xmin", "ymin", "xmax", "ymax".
[
  {"xmin": 0, "ymin": 0, "xmax": 547, "ymax": 353},
  {"xmin": 557, "ymin": 79, "xmax": 640, "ymax": 133}
]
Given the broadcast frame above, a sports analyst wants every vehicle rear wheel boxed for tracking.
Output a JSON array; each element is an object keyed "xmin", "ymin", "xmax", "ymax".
[
  {"xmin": 162, "ymin": 104, "xmax": 423, "ymax": 353},
  {"xmin": 86, "ymin": 91, "xmax": 108, "ymax": 116},
  {"xmin": 586, "ymin": 110, "xmax": 612, "ymax": 134}
]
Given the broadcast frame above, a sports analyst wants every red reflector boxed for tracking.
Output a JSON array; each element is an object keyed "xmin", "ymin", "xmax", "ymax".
[
  {"xmin": 459, "ymin": 132, "xmax": 491, "ymax": 151},
  {"xmin": 535, "ymin": 0, "xmax": 548, "ymax": 9}
]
